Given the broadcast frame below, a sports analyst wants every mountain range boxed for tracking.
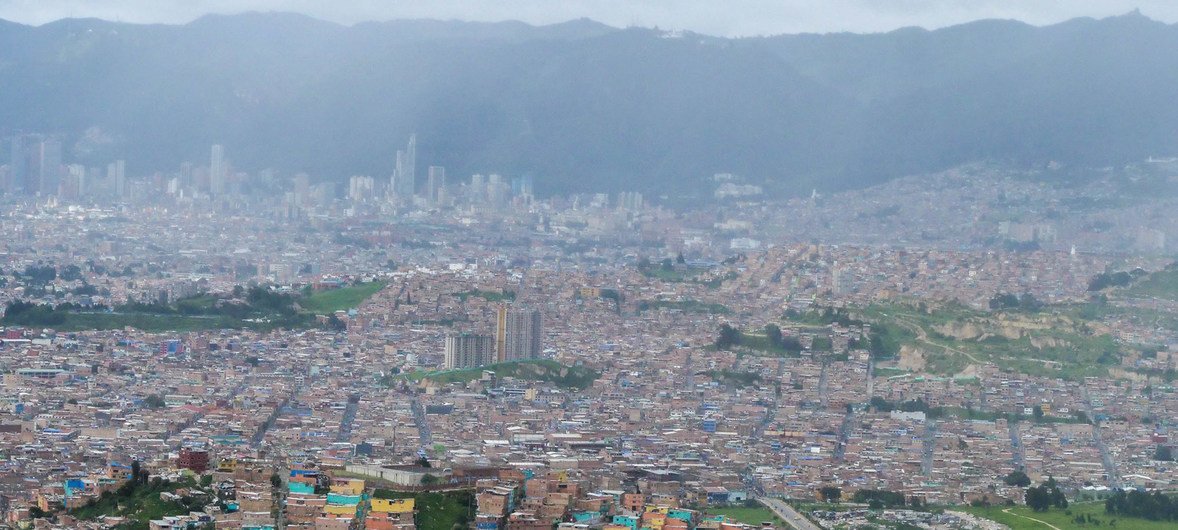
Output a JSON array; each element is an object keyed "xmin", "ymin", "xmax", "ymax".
[{"xmin": 2, "ymin": 10, "xmax": 1177, "ymax": 197}]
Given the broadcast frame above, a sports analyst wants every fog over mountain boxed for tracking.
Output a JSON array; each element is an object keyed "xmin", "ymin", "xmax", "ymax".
[{"xmin": 2, "ymin": 10, "xmax": 1177, "ymax": 196}]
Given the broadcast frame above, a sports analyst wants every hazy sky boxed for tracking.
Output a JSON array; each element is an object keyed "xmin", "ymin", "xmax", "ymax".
[{"xmin": 0, "ymin": 0, "xmax": 1175, "ymax": 36}]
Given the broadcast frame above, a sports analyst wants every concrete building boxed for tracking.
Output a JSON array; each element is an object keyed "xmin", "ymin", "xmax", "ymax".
[
  {"xmin": 496, "ymin": 307, "xmax": 542, "ymax": 362},
  {"xmin": 444, "ymin": 334, "xmax": 495, "ymax": 369}
]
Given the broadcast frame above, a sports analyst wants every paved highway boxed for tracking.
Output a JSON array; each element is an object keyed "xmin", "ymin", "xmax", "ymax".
[{"xmin": 759, "ymin": 497, "xmax": 822, "ymax": 530}]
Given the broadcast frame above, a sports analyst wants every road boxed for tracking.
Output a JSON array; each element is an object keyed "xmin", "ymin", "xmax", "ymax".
[
  {"xmin": 1081, "ymin": 387, "xmax": 1121, "ymax": 488},
  {"xmin": 752, "ymin": 358, "xmax": 785, "ymax": 441},
  {"xmin": 816, "ymin": 361, "xmax": 830, "ymax": 408},
  {"xmin": 336, "ymin": 394, "xmax": 360, "ymax": 443},
  {"xmin": 759, "ymin": 497, "xmax": 822, "ymax": 530},
  {"xmin": 833, "ymin": 409, "xmax": 854, "ymax": 463},
  {"xmin": 1009, "ymin": 420, "xmax": 1025, "ymax": 471},
  {"xmin": 410, "ymin": 395, "xmax": 433, "ymax": 446},
  {"xmin": 921, "ymin": 419, "xmax": 938, "ymax": 476}
]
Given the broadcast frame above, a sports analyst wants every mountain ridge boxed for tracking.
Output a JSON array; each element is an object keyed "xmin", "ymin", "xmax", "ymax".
[{"xmin": 1, "ymin": 11, "xmax": 1177, "ymax": 197}]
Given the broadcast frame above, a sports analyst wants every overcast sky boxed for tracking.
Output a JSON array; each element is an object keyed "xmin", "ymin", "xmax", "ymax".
[{"xmin": 0, "ymin": 0, "xmax": 1174, "ymax": 36}]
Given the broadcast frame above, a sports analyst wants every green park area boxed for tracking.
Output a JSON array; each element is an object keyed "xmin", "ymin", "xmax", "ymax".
[
  {"xmin": 299, "ymin": 281, "xmax": 387, "ymax": 313},
  {"xmin": 964, "ymin": 501, "xmax": 1175, "ymax": 530},
  {"xmin": 2, "ymin": 281, "xmax": 386, "ymax": 333},
  {"xmin": 705, "ymin": 506, "xmax": 782, "ymax": 525},
  {"xmin": 637, "ymin": 299, "xmax": 731, "ymax": 315}
]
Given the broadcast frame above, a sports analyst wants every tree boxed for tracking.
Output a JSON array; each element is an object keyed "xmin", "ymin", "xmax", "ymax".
[
  {"xmin": 60, "ymin": 264, "xmax": 83, "ymax": 281},
  {"xmin": 1025, "ymin": 478, "xmax": 1066, "ymax": 512},
  {"xmin": 131, "ymin": 459, "xmax": 146, "ymax": 485},
  {"xmin": 421, "ymin": 474, "xmax": 440, "ymax": 486},
  {"xmin": 819, "ymin": 486, "xmax": 841, "ymax": 502},
  {"xmin": 660, "ymin": 258, "xmax": 674, "ymax": 271},
  {"xmin": 1025, "ymin": 485, "xmax": 1051, "ymax": 512},
  {"xmin": 715, "ymin": 324, "xmax": 741, "ymax": 350},
  {"xmin": 1004, "ymin": 470, "xmax": 1032, "ymax": 487},
  {"xmin": 326, "ymin": 314, "xmax": 347, "ymax": 331},
  {"xmin": 28, "ymin": 506, "xmax": 47, "ymax": 519},
  {"xmin": 270, "ymin": 473, "xmax": 282, "ymax": 488},
  {"xmin": 144, "ymin": 394, "xmax": 166, "ymax": 408},
  {"xmin": 989, "ymin": 292, "xmax": 1020, "ymax": 310},
  {"xmin": 765, "ymin": 324, "xmax": 783, "ymax": 348},
  {"xmin": 1155, "ymin": 445, "xmax": 1173, "ymax": 462}
]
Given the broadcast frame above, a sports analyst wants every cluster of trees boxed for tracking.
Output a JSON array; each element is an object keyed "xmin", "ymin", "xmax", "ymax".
[
  {"xmin": 988, "ymin": 292, "xmax": 1043, "ymax": 311},
  {"xmin": 764, "ymin": 324, "xmax": 803, "ymax": 352},
  {"xmin": 869, "ymin": 397, "xmax": 939, "ymax": 417},
  {"xmin": 2, "ymin": 300, "xmax": 68, "ymax": 326},
  {"xmin": 1003, "ymin": 470, "xmax": 1032, "ymax": 487},
  {"xmin": 1105, "ymin": 489, "xmax": 1178, "ymax": 521},
  {"xmin": 715, "ymin": 324, "xmax": 742, "ymax": 350},
  {"xmin": 1087, "ymin": 269, "xmax": 1146, "ymax": 291},
  {"xmin": 851, "ymin": 489, "xmax": 907, "ymax": 509},
  {"xmin": 15, "ymin": 265, "xmax": 57, "ymax": 286},
  {"xmin": 1024, "ymin": 477, "xmax": 1067, "ymax": 512}
]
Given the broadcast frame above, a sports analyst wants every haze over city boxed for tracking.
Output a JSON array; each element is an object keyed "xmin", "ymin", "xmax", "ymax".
[
  {"xmin": 0, "ymin": 2, "xmax": 1175, "ymax": 530},
  {"xmin": 4, "ymin": 0, "xmax": 1178, "ymax": 34}
]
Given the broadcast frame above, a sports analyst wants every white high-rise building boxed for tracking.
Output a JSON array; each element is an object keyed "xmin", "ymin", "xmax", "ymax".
[
  {"xmin": 209, "ymin": 144, "xmax": 226, "ymax": 195},
  {"xmin": 427, "ymin": 165, "xmax": 445, "ymax": 204},
  {"xmin": 391, "ymin": 134, "xmax": 416, "ymax": 200},
  {"xmin": 107, "ymin": 159, "xmax": 126, "ymax": 199}
]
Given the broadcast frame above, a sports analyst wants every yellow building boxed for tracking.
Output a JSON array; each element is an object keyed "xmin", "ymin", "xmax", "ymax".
[
  {"xmin": 371, "ymin": 498, "xmax": 416, "ymax": 514},
  {"xmin": 329, "ymin": 478, "xmax": 365, "ymax": 495},
  {"xmin": 325, "ymin": 503, "xmax": 358, "ymax": 516}
]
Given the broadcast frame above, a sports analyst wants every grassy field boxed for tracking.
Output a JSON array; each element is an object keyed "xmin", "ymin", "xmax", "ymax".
[
  {"xmin": 372, "ymin": 490, "xmax": 472, "ymax": 530},
  {"xmin": 963, "ymin": 501, "xmax": 1175, "ymax": 530},
  {"xmin": 859, "ymin": 302, "xmax": 1124, "ymax": 380},
  {"xmin": 406, "ymin": 359, "xmax": 599, "ymax": 390},
  {"xmin": 1125, "ymin": 267, "xmax": 1178, "ymax": 301},
  {"xmin": 706, "ymin": 506, "xmax": 782, "ymax": 525},
  {"xmin": 300, "ymin": 281, "xmax": 387, "ymax": 313},
  {"xmin": 4, "ymin": 282, "xmax": 386, "ymax": 333},
  {"xmin": 637, "ymin": 299, "xmax": 732, "ymax": 314},
  {"xmin": 41, "ymin": 312, "xmax": 239, "ymax": 332}
]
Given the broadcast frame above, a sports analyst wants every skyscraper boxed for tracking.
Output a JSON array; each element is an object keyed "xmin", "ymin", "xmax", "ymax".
[
  {"xmin": 426, "ymin": 165, "xmax": 445, "ymax": 204},
  {"xmin": 37, "ymin": 137, "xmax": 62, "ymax": 195},
  {"xmin": 444, "ymin": 334, "xmax": 495, "ymax": 369},
  {"xmin": 9, "ymin": 135, "xmax": 29, "ymax": 194},
  {"xmin": 107, "ymin": 160, "xmax": 126, "ymax": 199},
  {"xmin": 391, "ymin": 134, "xmax": 416, "ymax": 199},
  {"xmin": 495, "ymin": 306, "xmax": 542, "ymax": 362},
  {"xmin": 209, "ymin": 144, "xmax": 225, "ymax": 195}
]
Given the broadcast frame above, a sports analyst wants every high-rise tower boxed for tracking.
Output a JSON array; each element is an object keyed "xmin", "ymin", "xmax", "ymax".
[
  {"xmin": 209, "ymin": 144, "xmax": 225, "ymax": 195},
  {"xmin": 427, "ymin": 165, "xmax": 445, "ymax": 204},
  {"xmin": 495, "ymin": 306, "xmax": 542, "ymax": 362},
  {"xmin": 391, "ymin": 134, "xmax": 417, "ymax": 200}
]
